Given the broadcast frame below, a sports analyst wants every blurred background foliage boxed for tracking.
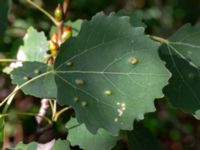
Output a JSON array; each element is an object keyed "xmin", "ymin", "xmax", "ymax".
[
  {"xmin": 1, "ymin": 0, "xmax": 200, "ymax": 59},
  {"xmin": 0, "ymin": 0, "xmax": 200, "ymax": 149}
]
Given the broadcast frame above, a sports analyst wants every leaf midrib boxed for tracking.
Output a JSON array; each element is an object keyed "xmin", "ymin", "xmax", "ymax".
[
  {"xmin": 56, "ymin": 70, "xmax": 169, "ymax": 76},
  {"xmin": 167, "ymin": 43, "xmax": 199, "ymax": 69}
]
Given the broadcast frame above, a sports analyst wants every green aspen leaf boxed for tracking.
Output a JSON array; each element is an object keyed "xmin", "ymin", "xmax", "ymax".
[
  {"xmin": 117, "ymin": 9, "xmax": 146, "ymax": 28},
  {"xmin": 127, "ymin": 122, "xmax": 164, "ymax": 150},
  {"xmin": 51, "ymin": 139, "xmax": 70, "ymax": 150},
  {"xmin": 6, "ymin": 142, "xmax": 37, "ymax": 150},
  {"xmin": 4, "ymin": 27, "xmax": 49, "ymax": 74},
  {"xmin": 8, "ymin": 139, "xmax": 70, "ymax": 150},
  {"xmin": 66, "ymin": 118, "xmax": 119, "ymax": 150},
  {"xmin": 194, "ymin": 109, "xmax": 200, "ymax": 120},
  {"xmin": 159, "ymin": 24, "xmax": 200, "ymax": 114},
  {"xmin": 11, "ymin": 62, "xmax": 57, "ymax": 98},
  {"xmin": 18, "ymin": 27, "xmax": 49, "ymax": 62},
  {"xmin": 167, "ymin": 24, "xmax": 200, "ymax": 68},
  {"xmin": 0, "ymin": 0, "xmax": 11, "ymax": 34},
  {"xmin": 54, "ymin": 12, "xmax": 170, "ymax": 135},
  {"xmin": 160, "ymin": 45, "xmax": 200, "ymax": 114}
]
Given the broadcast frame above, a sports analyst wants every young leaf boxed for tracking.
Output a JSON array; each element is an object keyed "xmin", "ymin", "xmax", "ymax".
[
  {"xmin": 54, "ymin": 12, "xmax": 170, "ymax": 135},
  {"xmin": 4, "ymin": 27, "xmax": 49, "ymax": 74},
  {"xmin": 17, "ymin": 27, "xmax": 49, "ymax": 62},
  {"xmin": 11, "ymin": 62, "xmax": 57, "ymax": 99},
  {"xmin": 160, "ymin": 24, "xmax": 200, "ymax": 115},
  {"xmin": 66, "ymin": 118, "xmax": 119, "ymax": 150}
]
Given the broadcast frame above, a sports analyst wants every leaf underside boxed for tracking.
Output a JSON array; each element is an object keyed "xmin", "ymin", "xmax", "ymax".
[
  {"xmin": 54, "ymin": 12, "xmax": 170, "ymax": 135},
  {"xmin": 18, "ymin": 27, "xmax": 49, "ymax": 62},
  {"xmin": 4, "ymin": 27, "xmax": 49, "ymax": 74}
]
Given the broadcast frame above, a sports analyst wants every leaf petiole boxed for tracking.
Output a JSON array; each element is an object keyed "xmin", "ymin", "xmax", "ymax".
[
  {"xmin": 52, "ymin": 100, "xmax": 57, "ymax": 120},
  {"xmin": 53, "ymin": 106, "xmax": 72, "ymax": 121},
  {"xmin": 0, "ymin": 59, "xmax": 21, "ymax": 63},
  {"xmin": 150, "ymin": 35, "xmax": 169, "ymax": 44},
  {"xmin": 2, "ymin": 86, "xmax": 19, "ymax": 114},
  {"xmin": 26, "ymin": 0, "xmax": 58, "ymax": 26}
]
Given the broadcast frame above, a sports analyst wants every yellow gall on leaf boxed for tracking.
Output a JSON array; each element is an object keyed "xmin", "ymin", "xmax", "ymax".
[
  {"xmin": 130, "ymin": 56, "xmax": 137, "ymax": 65},
  {"xmin": 34, "ymin": 69, "xmax": 40, "ymax": 74},
  {"xmin": 23, "ymin": 76, "xmax": 29, "ymax": 80},
  {"xmin": 75, "ymin": 79, "xmax": 85, "ymax": 85},
  {"xmin": 105, "ymin": 90, "xmax": 112, "ymax": 96},
  {"xmin": 66, "ymin": 61, "xmax": 73, "ymax": 66},
  {"xmin": 81, "ymin": 101, "xmax": 87, "ymax": 107},
  {"xmin": 74, "ymin": 97, "xmax": 79, "ymax": 102}
]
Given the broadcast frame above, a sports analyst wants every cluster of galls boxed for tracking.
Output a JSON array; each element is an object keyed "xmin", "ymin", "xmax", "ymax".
[
  {"xmin": 48, "ymin": 26, "xmax": 72, "ymax": 57},
  {"xmin": 47, "ymin": 4, "xmax": 72, "ymax": 62}
]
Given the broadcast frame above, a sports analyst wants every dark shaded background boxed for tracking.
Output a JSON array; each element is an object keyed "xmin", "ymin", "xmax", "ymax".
[{"xmin": 0, "ymin": 0, "xmax": 200, "ymax": 149}]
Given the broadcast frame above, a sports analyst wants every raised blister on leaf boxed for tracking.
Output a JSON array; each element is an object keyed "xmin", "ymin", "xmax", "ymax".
[{"xmin": 11, "ymin": 62, "xmax": 57, "ymax": 98}]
